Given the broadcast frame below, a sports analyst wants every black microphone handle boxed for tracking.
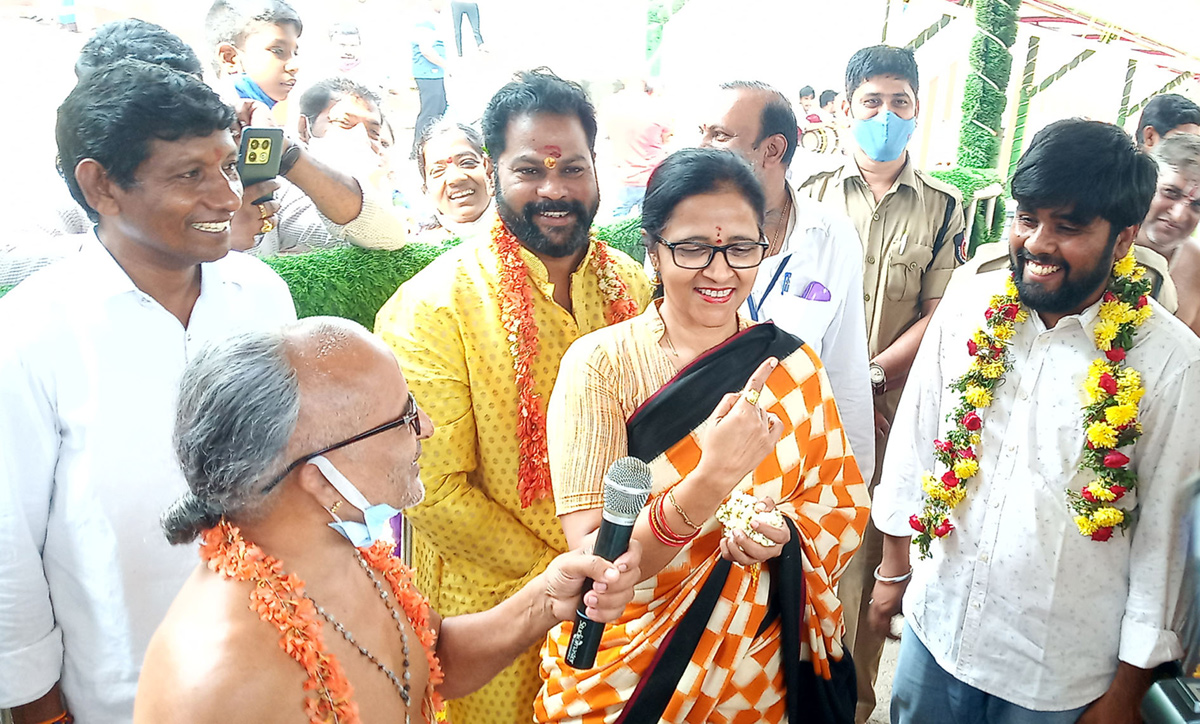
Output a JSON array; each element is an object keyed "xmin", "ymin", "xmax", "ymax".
[{"xmin": 564, "ymin": 516, "xmax": 635, "ymax": 669}]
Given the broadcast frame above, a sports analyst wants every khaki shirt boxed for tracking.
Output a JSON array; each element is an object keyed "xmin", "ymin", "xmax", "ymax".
[
  {"xmin": 800, "ymin": 158, "xmax": 966, "ymax": 358},
  {"xmin": 948, "ymin": 240, "xmax": 1180, "ymax": 315}
]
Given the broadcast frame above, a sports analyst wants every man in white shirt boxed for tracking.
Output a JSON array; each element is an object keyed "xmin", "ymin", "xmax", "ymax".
[
  {"xmin": 698, "ymin": 80, "xmax": 874, "ymax": 479},
  {"xmin": 0, "ymin": 58, "xmax": 297, "ymax": 724},
  {"xmin": 872, "ymin": 119, "xmax": 1200, "ymax": 723}
]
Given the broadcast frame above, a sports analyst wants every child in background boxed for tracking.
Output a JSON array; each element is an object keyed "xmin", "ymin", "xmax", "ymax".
[{"xmin": 205, "ymin": 0, "xmax": 303, "ymax": 124}]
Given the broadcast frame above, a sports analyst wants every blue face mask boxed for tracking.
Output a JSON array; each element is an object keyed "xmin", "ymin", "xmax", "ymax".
[
  {"xmin": 852, "ymin": 110, "xmax": 916, "ymax": 163},
  {"xmin": 310, "ymin": 455, "xmax": 403, "ymax": 549},
  {"xmin": 233, "ymin": 74, "xmax": 277, "ymax": 109}
]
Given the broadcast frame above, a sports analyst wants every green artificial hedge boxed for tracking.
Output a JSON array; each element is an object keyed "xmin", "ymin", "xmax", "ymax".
[
  {"xmin": 262, "ymin": 239, "xmax": 459, "ymax": 328},
  {"xmin": 930, "ymin": 167, "xmax": 1007, "ymax": 254}
]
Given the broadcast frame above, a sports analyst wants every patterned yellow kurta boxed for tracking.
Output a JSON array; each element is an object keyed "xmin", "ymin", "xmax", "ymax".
[
  {"xmin": 375, "ymin": 235, "xmax": 651, "ymax": 724},
  {"xmin": 536, "ymin": 305, "xmax": 870, "ymax": 723}
]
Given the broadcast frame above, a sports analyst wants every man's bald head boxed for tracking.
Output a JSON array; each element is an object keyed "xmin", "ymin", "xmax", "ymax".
[
  {"xmin": 280, "ymin": 317, "xmax": 405, "ymax": 464},
  {"xmin": 162, "ymin": 317, "xmax": 405, "ymax": 544}
]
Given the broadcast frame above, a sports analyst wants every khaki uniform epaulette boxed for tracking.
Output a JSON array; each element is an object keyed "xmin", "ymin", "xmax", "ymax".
[
  {"xmin": 948, "ymin": 241, "xmax": 1179, "ymax": 314},
  {"xmin": 796, "ymin": 168, "xmax": 840, "ymax": 202},
  {"xmin": 913, "ymin": 168, "xmax": 966, "ymax": 206}
]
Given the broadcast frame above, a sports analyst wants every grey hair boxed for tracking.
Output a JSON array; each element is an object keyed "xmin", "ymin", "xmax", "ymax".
[
  {"xmin": 1152, "ymin": 132, "xmax": 1200, "ymax": 178},
  {"xmin": 162, "ymin": 329, "xmax": 300, "ymax": 544}
]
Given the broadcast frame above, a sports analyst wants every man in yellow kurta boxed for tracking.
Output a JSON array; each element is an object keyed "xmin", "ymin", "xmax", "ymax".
[{"xmin": 375, "ymin": 69, "xmax": 651, "ymax": 724}]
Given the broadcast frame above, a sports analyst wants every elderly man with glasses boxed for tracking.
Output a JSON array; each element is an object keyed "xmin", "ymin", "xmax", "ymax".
[{"xmin": 133, "ymin": 316, "xmax": 642, "ymax": 724}]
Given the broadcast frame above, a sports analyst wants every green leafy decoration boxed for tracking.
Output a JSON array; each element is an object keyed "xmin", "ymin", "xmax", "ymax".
[{"xmin": 943, "ymin": 0, "xmax": 1020, "ymax": 256}]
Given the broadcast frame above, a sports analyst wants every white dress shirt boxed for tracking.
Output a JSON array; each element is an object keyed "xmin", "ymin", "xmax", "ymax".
[
  {"xmin": 874, "ymin": 268, "xmax": 1200, "ymax": 710},
  {"xmin": 0, "ymin": 236, "xmax": 296, "ymax": 722},
  {"xmin": 742, "ymin": 187, "xmax": 875, "ymax": 479}
]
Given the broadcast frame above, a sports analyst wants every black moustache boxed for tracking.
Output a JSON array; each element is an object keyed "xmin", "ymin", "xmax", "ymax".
[
  {"xmin": 525, "ymin": 200, "xmax": 582, "ymax": 215},
  {"xmin": 1017, "ymin": 249, "xmax": 1067, "ymax": 270}
]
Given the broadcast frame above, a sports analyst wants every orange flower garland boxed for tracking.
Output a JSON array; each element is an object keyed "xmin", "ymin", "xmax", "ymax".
[
  {"xmin": 492, "ymin": 219, "xmax": 639, "ymax": 507},
  {"xmin": 199, "ymin": 520, "xmax": 446, "ymax": 723}
]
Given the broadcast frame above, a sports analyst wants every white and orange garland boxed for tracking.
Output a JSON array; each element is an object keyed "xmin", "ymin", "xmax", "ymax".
[
  {"xmin": 492, "ymin": 219, "xmax": 639, "ymax": 508},
  {"xmin": 910, "ymin": 249, "xmax": 1152, "ymax": 559}
]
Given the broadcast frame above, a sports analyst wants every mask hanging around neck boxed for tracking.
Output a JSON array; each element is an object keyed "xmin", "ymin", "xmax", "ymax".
[{"xmin": 309, "ymin": 455, "xmax": 401, "ymax": 549}]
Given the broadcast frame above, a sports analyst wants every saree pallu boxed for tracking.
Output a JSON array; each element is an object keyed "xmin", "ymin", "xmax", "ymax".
[{"xmin": 536, "ymin": 324, "xmax": 870, "ymax": 724}]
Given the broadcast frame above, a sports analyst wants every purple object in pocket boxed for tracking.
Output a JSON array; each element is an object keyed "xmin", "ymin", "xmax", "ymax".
[
  {"xmin": 799, "ymin": 280, "xmax": 832, "ymax": 302},
  {"xmin": 390, "ymin": 512, "xmax": 405, "ymax": 558}
]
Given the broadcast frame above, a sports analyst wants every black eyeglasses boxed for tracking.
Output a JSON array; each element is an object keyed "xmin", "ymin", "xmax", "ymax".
[
  {"xmin": 261, "ymin": 392, "xmax": 421, "ymax": 493},
  {"xmin": 655, "ymin": 235, "xmax": 769, "ymax": 269}
]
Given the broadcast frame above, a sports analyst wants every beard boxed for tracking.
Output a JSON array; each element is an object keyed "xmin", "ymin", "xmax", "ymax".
[
  {"xmin": 1010, "ymin": 237, "xmax": 1117, "ymax": 315},
  {"xmin": 494, "ymin": 184, "xmax": 598, "ymax": 259},
  {"xmin": 398, "ymin": 475, "xmax": 425, "ymax": 510}
]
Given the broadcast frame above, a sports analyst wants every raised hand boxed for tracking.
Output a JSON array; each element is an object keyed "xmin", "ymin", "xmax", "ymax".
[{"xmin": 696, "ymin": 357, "xmax": 785, "ymax": 492}]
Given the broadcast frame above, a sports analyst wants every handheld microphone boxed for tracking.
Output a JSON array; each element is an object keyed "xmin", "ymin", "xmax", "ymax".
[{"xmin": 564, "ymin": 456, "xmax": 653, "ymax": 669}]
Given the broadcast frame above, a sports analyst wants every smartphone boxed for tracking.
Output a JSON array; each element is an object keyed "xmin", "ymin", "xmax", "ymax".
[{"xmin": 237, "ymin": 127, "xmax": 285, "ymax": 202}]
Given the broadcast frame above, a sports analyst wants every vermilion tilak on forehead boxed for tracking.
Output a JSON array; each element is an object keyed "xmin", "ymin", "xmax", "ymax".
[
  {"xmin": 543, "ymin": 145, "xmax": 562, "ymax": 158},
  {"xmin": 715, "ymin": 225, "xmax": 722, "ymax": 242}
]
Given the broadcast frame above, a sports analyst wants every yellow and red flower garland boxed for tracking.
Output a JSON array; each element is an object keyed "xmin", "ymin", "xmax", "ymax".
[
  {"xmin": 492, "ymin": 219, "xmax": 639, "ymax": 508},
  {"xmin": 199, "ymin": 520, "xmax": 447, "ymax": 723},
  {"xmin": 910, "ymin": 249, "xmax": 1151, "ymax": 559}
]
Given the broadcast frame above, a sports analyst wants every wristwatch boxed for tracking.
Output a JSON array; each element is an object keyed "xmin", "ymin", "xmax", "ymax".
[
  {"xmin": 278, "ymin": 140, "xmax": 303, "ymax": 177},
  {"xmin": 869, "ymin": 362, "xmax": 887, "ymax": 396}
]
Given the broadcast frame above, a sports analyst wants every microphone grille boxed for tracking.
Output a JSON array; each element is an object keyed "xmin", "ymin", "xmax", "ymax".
[{"xmin": 602, "ymin": 457, "xmax": 653, "ymax": 519}]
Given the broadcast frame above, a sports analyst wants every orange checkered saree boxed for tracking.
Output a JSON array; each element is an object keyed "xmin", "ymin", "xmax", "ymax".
[{"xmin": 537, "ymin": 323, "xmax": 870, "ymax": 723}]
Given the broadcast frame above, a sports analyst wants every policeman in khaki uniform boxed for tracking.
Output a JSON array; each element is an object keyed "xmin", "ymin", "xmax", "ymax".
[{"xmin": 799, "ymin": 45, "xmax": 966, "ymax": 724}]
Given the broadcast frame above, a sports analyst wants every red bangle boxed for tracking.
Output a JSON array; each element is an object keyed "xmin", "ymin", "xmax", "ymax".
[
  {"xmin": 34, "ymin": 713, "xmax": 73, "ymax": 724},
  {"xmin": 648, "ymin": 493, "xmax": 698, "ymax": 547}
]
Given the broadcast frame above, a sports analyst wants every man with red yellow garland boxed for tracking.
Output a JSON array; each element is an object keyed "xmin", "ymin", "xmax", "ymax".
[
  {"xmin": 871, "ymin": 119, "xmax": 1200, "ymax": 723},
  {"xmin": 134, "ymin": 317, "xmax": 643, "ymax": 724},
  {"xmin": 374, "ymin": 69, "xmax": 652, "ymax": 724}
]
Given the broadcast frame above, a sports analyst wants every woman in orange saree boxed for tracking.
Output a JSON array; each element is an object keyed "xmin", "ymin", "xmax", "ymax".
[{"xmin": 535, "ymin": 148, "xmax": 870, "ymax": 724}]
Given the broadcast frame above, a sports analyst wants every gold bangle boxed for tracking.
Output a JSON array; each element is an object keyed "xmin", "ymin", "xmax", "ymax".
[{"xmin": 666, "ymin": 488, "xmax": 700, "ymax": 531}]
